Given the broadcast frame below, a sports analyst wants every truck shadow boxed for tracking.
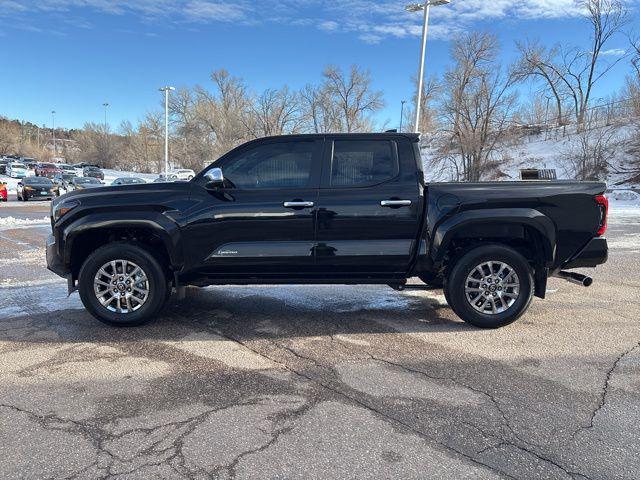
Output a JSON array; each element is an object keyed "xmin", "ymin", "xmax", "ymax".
[{"xmin": 0, "ymin": 285, "xmax": 476, "ymax": 345}]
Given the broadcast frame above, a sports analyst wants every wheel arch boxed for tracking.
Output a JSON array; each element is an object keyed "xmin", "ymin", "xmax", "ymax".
[
  {"xmin": 62, "ymin": 213, "xmax": 183, "ymax": 281},
  {"xmin": 430, "ymin": 208, "xmax": 556, "ymax": 269}
]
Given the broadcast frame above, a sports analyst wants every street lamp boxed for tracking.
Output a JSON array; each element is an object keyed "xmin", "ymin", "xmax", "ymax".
[
  {"xmin": 102, "ymin": 103, "xmax": 110, "ymax": 131},
  {"xmin": 159, "ymin": 87, "xmax": 175, "ymax": 178},
  {"xmin": 51, "ymin": 110, "xmax": 57, "ymax": 157},
  {"xmin": 400, "ymin": 100, "xmax": 407, "ymax": 132},
  {"xmin": 405, "ymin": 0, "xmax": 450, "ymax": 133}
]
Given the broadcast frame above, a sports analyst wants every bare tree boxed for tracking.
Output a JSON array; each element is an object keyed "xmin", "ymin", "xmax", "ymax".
[
  {"xmin": 246, "ymin": 87, "xmax": 303, "ymax": 138},
  {"xmin": 560, "ymin": 0, "xmax": 626, "ymax": 128},
  {"xmin": 405, "ymin": 76, "xmax": 440, "ymax": 134},
  {"xmin": 300, "ymin": 84, "xmax": 340, "ymax": 133},
  {"xmin": 322, "ymin": 65, "xmax": 384, "ymax": 132},
  {"xmin": 514, "ymin": 42, "xmax": 566, "ymax": 126},
  {"xmin": 564, "ymin": 126, "xmax": 616, "ymax": 179},
  {"xmin": 0, "ymin": 119, "xmax": 18, "ymax": 156},
  {"xmin": 631, "ymin": 36, "xmax": 640, "ymax": 79},
  {"xmin": 515, "ymin": 1, "xmax": 627, "ymax": 130},
  {"xmin": 441, "ymin": 32, "xmax": 517, "ymax": 182}
]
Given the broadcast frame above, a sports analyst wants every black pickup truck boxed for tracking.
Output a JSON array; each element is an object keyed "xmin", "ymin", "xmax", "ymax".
[{"xmin": 46, "ymin": 133, "xmax": 609, "ymax": 328}]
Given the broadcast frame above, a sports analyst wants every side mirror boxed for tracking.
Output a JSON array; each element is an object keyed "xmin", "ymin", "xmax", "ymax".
[{"xmin": 204, "ymin": 168, "xmax": 224, "ymax": 189}]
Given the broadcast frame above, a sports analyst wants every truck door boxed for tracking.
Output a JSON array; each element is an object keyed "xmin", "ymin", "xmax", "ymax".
[
  {"xmin": 183, "ymin": 138, "xmax": 323, "ymax": 276},
  {"xmin": 314, "ymin": 136, "xmax": 423, "ymax": 275}
]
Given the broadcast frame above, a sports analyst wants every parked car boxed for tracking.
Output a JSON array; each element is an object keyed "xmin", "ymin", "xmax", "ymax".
[
  {"xmin": 112, "ymin": 177, "xmax": 146, "ymax": 186},
  {"xmin": 23, "ymin": 160, "xmax": 39, "ymax": 177},
  {"xmin": 47, "ymin": 133, "xmax": 609, "ymax": 328},
  {"xmin": 0, "ymin": 181, "xmax": 7, "ymax": 202},
  {"xmin": 153, "ymin": 173, "xmax": 179, "ymax": 183},
  {"xmin": 52, "ymin": 172, "xmax": 76, "ymax": 191},
  {"xmin": 36, "ymin": 162, "xmax": 63, "ymax": 179},
  {"xmin": 67, "ymin": 176, "xmax": 103, "ymax": 191},
  {"xmin": 170, "ymin": 169, "xmax": 196, "ymax": 181},
  {"xmin": 83, "ymin": 166, "xmax": 104, "ymax": 180},
  {"xmin": 57, "ymin": 164, "xmax": 77, "ymax": 175},
  {"xmin": 72, "ymin": 164, "xmax": 85, "ymax": 177},
  {"xmin": 17, "ymin": 176, "xmax": 59, "ymax": 201},
  {"xmin": 7, "ymin": 162, "xmax": 28, "ymax": 178},
  {"xmin": 71, "ymin": 163, "xmax": 101, "ymax": 177},
  {"xmin": 0, "ymin": 157, "xmax": 9, "ymax": 175}
]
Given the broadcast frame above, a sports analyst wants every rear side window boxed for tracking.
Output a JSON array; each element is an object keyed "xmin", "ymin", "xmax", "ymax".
[
  {"xmin": 331, "ymin": 140, "xmax": 397, "ymax": 187},
  {"xmin": 224, "ymin": 142, "xmax": 315, "ymax": 189}
]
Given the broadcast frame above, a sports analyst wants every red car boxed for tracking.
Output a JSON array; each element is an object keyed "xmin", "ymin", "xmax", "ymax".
[
  {"xmin": 36, "ymin": 163, "xmax": 62, "ymax": 179},
  {"xmin": 0, "ymin": 182, "xmax": 7, "ymax": 202}
]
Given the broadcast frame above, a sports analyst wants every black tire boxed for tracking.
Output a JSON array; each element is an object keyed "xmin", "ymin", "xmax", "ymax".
[
  {"xmin": 418, "ymin": 271, "xmax": 444, "ymax": 288},
  {"xmin": 78, "ymin": 242, "xmax": 168, "ymax": 327},
  {"xmin": 446, "ymin": 244, "xmax": 534, "ymax": 329}
]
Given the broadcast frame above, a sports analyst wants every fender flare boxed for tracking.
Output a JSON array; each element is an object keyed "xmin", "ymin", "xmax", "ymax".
[
  {"xmin": 429, "ymin": 208, "xmax": 556, "ymax": 268},
  {"xmin": 62, "ymin": 211, "xmax": 183, "ymax": 269}
]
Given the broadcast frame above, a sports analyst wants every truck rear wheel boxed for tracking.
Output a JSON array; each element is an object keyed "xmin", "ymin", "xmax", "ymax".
[
  {"xmin": 78, "ymin": 242, "xmax": 168, "ymax": 327},
  {"xmin": 446, "ymin": 245, "xmax": 533, "ymax": 329}
]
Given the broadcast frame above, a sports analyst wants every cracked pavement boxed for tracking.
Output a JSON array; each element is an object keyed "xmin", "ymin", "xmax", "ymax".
[{"xmin": 1, "ymin": 201, "xmax": 639, "ymax": 479}]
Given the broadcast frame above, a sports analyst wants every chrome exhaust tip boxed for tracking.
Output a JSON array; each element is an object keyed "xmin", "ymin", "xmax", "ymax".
[{"xmin": 556, "ymin": 271, "xmax": 593, "ymax": 287}]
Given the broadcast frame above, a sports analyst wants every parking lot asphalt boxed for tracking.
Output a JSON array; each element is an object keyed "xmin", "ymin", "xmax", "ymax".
[{"xmin": 0, "ymin": 200, "xmax": 639, "ymax": 480}]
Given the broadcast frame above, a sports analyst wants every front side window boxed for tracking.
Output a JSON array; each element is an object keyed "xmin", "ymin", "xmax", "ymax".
[
  {"xmin": 331, "ymin": 140, "xmax": 397, "ymax": 187},
  {"xmin": 223, "ymin": 142, "xmax": 315, "ymax": 189}
]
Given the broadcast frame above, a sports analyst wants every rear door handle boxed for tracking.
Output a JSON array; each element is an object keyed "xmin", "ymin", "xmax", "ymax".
[
  {"xmin": 380, "ymin": 200, "xmax": 412, "ymax": 207},
  {"xmin": 283, "ymin": 201, "xmax": 315, "ymax": 209}
]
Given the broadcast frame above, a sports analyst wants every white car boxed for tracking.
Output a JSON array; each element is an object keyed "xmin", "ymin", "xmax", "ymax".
[
  {"xmin": 170, "ymin": 169, "xmax": 196, "ymax": 181},
  {"xmin": 7, "ymin": 162, "xmax": 28, "ymax": 178}
]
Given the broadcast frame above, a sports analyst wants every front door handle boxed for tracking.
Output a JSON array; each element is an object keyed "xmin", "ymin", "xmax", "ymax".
[
  {"xmin": 380, "ymin": 200, "xmax": 412, "ymax": 207},
  {"xmin": 283, "ymin": 201, "xmax": 315, "ymax": 209}
]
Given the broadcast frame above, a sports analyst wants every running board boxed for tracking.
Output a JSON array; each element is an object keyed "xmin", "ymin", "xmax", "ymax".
[{"xmin": 388, "ymin": 283, "xmax": 441, "ymax": 292}]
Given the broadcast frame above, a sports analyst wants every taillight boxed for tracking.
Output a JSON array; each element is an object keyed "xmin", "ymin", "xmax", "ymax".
[{"xmin": 595, "ymin": 194, "xmax": 608, "ymax": 236}]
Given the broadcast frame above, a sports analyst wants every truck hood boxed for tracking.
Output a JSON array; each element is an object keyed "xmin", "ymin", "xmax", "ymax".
[{"xmin": 53, "ymin": 181, "xmax": 193, "ymax": 208}]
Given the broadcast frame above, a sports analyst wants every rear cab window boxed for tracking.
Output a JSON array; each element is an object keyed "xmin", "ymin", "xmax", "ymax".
[{"xmin": 327, "ymin": 140, "xmax": 399, "ymax": 188}]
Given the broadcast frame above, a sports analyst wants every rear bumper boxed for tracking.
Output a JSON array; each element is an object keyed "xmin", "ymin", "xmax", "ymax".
[
  {"xmin": 563, "ymin": 237, "xmax": 608, "ymax": 269},
  {"xmin": 46, "ymin": 234, "xmax": 69, "ymax": 278}
]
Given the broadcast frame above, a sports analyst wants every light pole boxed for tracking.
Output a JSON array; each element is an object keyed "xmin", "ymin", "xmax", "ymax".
[
  {"xmin": 159, "ymin": 86, "xmax": 175, "ymax": 178},
  {"xmin": 102, "ymin": 103, "xmax": 110, "ymax": 131},
  {"xmin": 51, "ymin": 110, "xmax": 57, "ymax": 157},
  {"xmin": 405, "ymin": 0, "xmax": 450, "ymax": 133},
  {"xmin": 400, "ymin": 100, "xmax": 407, "ymax": 132}
]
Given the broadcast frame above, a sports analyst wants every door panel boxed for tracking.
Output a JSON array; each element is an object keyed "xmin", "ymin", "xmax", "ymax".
[
  {"xmin": 315, "ymin": 138, "xmax": 423, "ymax": 274},
  {"xmin": 182, "ymin": 139, "xmax": 322, "ymax": 276}
]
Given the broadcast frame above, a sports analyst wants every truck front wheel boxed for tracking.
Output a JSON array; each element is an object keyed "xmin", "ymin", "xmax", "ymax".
[
  {"xmin": 445, "ymin": 245, "xmax": 534, "ymax": 329},
  {"xmin": 77, "ymin": 242, "xmax": 168, "ymax": 327}
]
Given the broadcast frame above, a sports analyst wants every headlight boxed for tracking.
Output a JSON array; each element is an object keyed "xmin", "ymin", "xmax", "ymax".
[
  {"xmin": 24, "ymin": 186, "xmax": 34, "ymax": 191},
  {"xmin": 53, "ymin": 199, "xmax": 80, "ymax": 221}
]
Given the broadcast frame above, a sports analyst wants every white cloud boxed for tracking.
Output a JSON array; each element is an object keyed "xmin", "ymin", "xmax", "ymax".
[
  {"xmin": 183, "ymin": 1, "xmax": 246, "ymax": 23},
  {"xmin": 1, "ymin": 0, "xmax": 638, "ymax": 44},
  {"xmin": 318, "ymin": 20, "xmax": 339, "ymax": 32},
  {"xmin": 601, "ymin": 48, "xmax": 627, "ymax": 56}
]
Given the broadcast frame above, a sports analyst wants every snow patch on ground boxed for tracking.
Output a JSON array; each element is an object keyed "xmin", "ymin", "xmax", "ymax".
[
  {"xmin": 0, "ymin": 216, "xmax": 49, "ymax": 228},
  {"xmin": 101, "ymin": 169, "xmax": 158, "ymax": 185},
  {"xmin": 609, "ymin": 189, "xmax": 640, "ymax": 211},
  {"xmin": 0, "ymin": 278, "xmax": 62, "ymax": 288}
]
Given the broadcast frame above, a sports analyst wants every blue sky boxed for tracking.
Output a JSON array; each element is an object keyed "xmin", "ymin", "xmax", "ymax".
[{"xmin": 0, "ymin": 0, "xmax": 638, "ymax": 131}]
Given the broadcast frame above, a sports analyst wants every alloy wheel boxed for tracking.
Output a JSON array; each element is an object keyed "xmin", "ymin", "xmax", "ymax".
[
  {"xmin": 464, "ymin": 261, "xmax": 520, "ymax": 315},
  {"xmin": 93, "ymin": 260, "xmax": 150, "ymax": 313}
]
